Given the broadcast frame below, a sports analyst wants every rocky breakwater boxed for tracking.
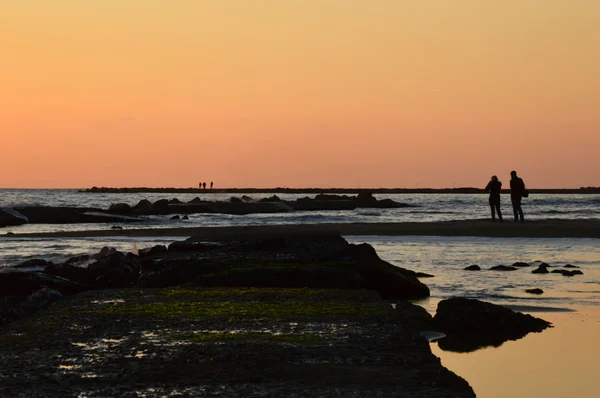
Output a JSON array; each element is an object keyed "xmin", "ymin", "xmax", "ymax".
[
  {"xmin": 0, "ymin": 231, "xmax": 481, "ymax": 397},
  {"xmin": 106, "ymin": 192, "xmax": 416, "ymax": 217}
]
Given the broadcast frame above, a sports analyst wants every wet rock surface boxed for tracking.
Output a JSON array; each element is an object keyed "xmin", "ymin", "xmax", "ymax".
[
  {"xmin": 432, "ymin": 297, "xmax": 551, "ymax": 353},
  {"xmin": 0, "ymin": 288, "xmax": 475, "ymax": 397},
  {"xmin": 0, "ymin": 232, "xmax": 430, "ymax": 324}
]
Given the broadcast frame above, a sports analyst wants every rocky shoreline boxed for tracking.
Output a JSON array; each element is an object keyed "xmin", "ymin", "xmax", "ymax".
[
  {"xmin": 0, "ymin": 193, "xmax": 413, "ymax": 227},
  {"xmin": 0, "ymin": 230, "xmax": 553, "ymax": 396}
]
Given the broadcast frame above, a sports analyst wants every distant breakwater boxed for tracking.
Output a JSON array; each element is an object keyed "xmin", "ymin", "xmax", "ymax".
[{"xmin": 81, "ymin": 187, "xmax": 600, "ymax": 194}]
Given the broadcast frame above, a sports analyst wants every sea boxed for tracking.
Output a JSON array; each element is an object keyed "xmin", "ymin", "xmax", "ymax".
[{"xmin": 2, "ymin": 189, "xmax": 600, "ymax": 397}]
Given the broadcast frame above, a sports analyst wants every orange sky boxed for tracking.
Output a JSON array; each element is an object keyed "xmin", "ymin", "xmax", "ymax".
[{"xmin": 1, "ymin": 1, "xmax": 599, "ymax": 188}]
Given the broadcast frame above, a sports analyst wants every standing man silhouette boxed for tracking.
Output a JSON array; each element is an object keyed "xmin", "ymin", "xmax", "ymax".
[
  {"xmin": 485, "ymin": 175, "xmax": 503, "ymax": 221},
  {"xmin": 210, "ymin": 181, "xmax": 213, "ymax": 189},
  {"xmin": 202, "ymin": 182, "xmax": 206, "ymax": 189},
  {"xmin": 509, "ymin": 170, "xmax": 525, "ymax": 222}
]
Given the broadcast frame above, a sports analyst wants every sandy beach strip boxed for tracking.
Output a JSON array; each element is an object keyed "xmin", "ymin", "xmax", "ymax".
[{"xmin": 6, "ymin": 219, "xmax": 600, "ymax": 239}]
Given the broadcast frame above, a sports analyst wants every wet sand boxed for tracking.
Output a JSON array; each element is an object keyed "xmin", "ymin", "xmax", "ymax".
[{"xmin": 7, "ymin": 219, "xmax": 600, "ymax": 239}]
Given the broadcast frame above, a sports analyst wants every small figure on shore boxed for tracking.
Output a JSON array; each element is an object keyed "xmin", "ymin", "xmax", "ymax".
[
  {"xmin": 485, "ymin": 175, "xmax": 503, "ymax": 221},
  {"xmin": 202, "ymin": 182, "xmax": 206, "ymax": 189},
  {"xmin": 510, "ymin": 170, "xmax": 526, "ymax": 222},
  {"xmin": 199, "ymin": 182, "xmax": 201, "ymax": 189},
  {"xmin": 210, "ymin": 181, "xmax": 213, "ymax": 189}
]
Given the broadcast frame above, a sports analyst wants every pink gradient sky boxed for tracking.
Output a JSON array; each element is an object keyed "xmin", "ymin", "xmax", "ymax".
[{"xmin": 1, "ymin": 1, "xmax": 599, "ymax": 188}]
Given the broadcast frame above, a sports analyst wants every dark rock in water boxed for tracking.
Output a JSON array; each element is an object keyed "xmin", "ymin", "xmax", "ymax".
[
  {"xmin": 93, "ymin": 246, "xmax": 118, "ymax": 260},
  {"xmin": 150, "ymin": 199, "xmax": 170, "ymax": 215},
  {"xmin": 464, "ymin": 265, "xmax": 481, "ymax": 271},
  {"xmin": 111, "ymin": 225, "xmax": 123, "ymax": 230},
  {"xmin": 169, "ymin": 198, "xmax": 182, "ymax": 204},
  {"xmin": 108, "ymin": 203, "xmax": 133, "ymax": 214},
  {"xmin": 525, "ymin": 288, "xmax": 544, "ymax": 294},
  {"xmin": 12, "ymin": 259, "xmax": 52, "ymax": 269},
  {"xmin": 563, "ymin": 264, "xmax": 579, "ymax": 268},
  {"xmin": 532, "ymin": 264, "xmax": 550, "ymax": 274},
  {"xmin": 551, "ymin": 269, "xmax": 583, "ymax": 276},
  {"xmin": 538, "ymin": 262, "xmax": 550, "ymax": 267},
  {"xmin": 570, "ymin": 270, "xmax": 583, "ymax": 275},
  {"xmin": 350, "ymin": 243, "xmax": 430, "ymax": 300},
  {"xmin": 134, "ymin": 199, "xmax": 152, "ymax": 211},
  {"xmin": 229, "ymin": 197, "xmax": 243, "ymax": 203},
  {"xmin": 182, "ymin": 215, "xmax": 189, "ymax": 220},
  {"xmin": 241, "ymin": 195, "xmax": 254, "ymax": 202},
  {"xmin": 6, "ymin": 232, "xmax": 14, "ymax": 235},
  {"xmin": 259, "ymin": 195, "xmax": 281, "ymax": 202},
  {"xmin": 0, "ymin": 208, "xmax": 28, "ymax": 226},
  {"xmin": 64, "ymin": 254, "xmax": 91, "ymax": 266},
  {"xmin": 0, "ymin": 270, "xmax": 90, "ymax": 298},
  {"xmin": 88, "ymin": 252, "xmax": 140, "ymax": 288},
  {"xmin": 414, "ymin": 272, "xmax": 434, "ymax": 278},
  {"xmin": 189, "ymin": 197, "xmax": 203, "ymax": 203},
  {"xmin": 433, "ymin": 297, "xmax": 552, "ymax": 352},
  {"xmin": 490, "ymin": 265, "xmax": 518, "ymax": 271},
  {"xmin": 45, "ymin": 262, "xmax": 92, "ymax": 285},
  {"xmin": 512, "ymin": 262, "xmax": 530, "ymax": 267},
  {"xmin": 170, "ymin": 215, "xmax": 181, "ymax": 220},
  {"xmin": 356, "ymin": 192, "xmax": 377, "ymax": 205},
  {"xmin": 138, "ymin": 245, "xmax": 168, "ymax": 257}
]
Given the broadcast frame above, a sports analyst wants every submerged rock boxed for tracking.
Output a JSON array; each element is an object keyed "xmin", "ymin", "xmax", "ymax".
[
  {"xmin": 512, "ymin": 262, "xmax": 530, "ymax": 267},
  {"xmin": 532, "ymin": 264, "xmax": 550, "ymax": 274},
  {"xmin": 525, "ymin": 288, "xmax": 544, "ymax": 294},
  {"xmin": 551, "ymin": 269, "xmax": 583, "ymax": 276},
  {"xmin": 433, "ymin": 297, "xmax": 552, "ymax": 352},
  {"xmin": 464, "ymin": 265, "xmax": 481, "ymax": 271},
  {"xmin": 490, "ymin": 265, "xmax": 518, "ymax": 271}
]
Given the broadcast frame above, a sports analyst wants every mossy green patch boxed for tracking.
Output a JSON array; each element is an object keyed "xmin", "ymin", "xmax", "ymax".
[
  {"xmin": 160, "ymin": 287, "xmax": 330, "ymax": 299},
  {"xmin": 168, "ymin": 331, "xmax": 324, "ymax": 345},
  {"xmin": 90, "ymin": 300, "xmax": 383, "ymax": 320}
]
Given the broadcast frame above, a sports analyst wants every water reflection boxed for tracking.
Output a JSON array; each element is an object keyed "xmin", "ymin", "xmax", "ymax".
[{"xmin": 431, "ymin": 310, "xmax": 600, "ymax": 398}]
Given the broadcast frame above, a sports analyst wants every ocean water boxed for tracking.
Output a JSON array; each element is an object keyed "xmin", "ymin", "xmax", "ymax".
[{"xmin": 1, "ymin": 189, "xmax": 600, "ymax": 235}]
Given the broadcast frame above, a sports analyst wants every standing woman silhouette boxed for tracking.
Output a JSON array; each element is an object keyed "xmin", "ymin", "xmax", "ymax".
[{"xmin": 485, "ymin": 175, "xmax": 503, "ymax": 221}]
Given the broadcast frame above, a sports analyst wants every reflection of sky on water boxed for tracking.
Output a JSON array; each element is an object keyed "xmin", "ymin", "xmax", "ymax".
[{"xmin": 431, "ymin": 310, "xmax": 600, "ymax": 398}]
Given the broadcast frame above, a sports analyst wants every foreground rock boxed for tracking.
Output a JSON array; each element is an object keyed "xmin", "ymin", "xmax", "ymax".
[
  {"xmin": 0, "ymin": 231, "xmax": 430, "ymax": 325},
  {"xmin": 0, "ymin": 288, "xmax": 475, "ymax": 397},
  {"xmin": 433, "ymin": 298, "xmax": 552, "ymax": 352}
]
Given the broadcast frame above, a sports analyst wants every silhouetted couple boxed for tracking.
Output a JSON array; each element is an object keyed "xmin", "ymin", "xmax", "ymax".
[{"xmin": 485, "ymin": 171, "xmax": 527, "ymax": 222}]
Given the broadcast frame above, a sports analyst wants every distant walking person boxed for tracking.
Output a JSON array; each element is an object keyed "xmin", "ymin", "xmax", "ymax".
[
  {"xmin": 202, "ymin": 182, "xmax": 206, "ymax": 189},
  {"xmin": 199, "ymin": 182, "xmax": 201, "ymax": 189},
  {"xmin": 485, "ymin": 175, "xmax": 503, "ymax": 221},
  {"xmin": 210, "ymin": 181, "xmax": 213, "ymax": 189},
  {"xmin": 510, "ymin": 170, "xmax": 526, "ymax": 222}
]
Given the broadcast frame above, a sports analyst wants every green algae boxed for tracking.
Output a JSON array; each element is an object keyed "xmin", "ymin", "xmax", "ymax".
[
  {"xmin": 168, "ymin": 331, "xmax": 325, "ymax": 345},
  {"xmin": 90, "ymin": 300, "xmax": 383, "ymax": 319},
  {"xmin": 160, "ymin": 287, "xmax": 332, "ymax": 299}
]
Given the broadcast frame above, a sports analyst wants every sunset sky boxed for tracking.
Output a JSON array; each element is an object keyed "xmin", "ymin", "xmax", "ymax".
[{"xmin": 1, "ymin": 1, "xmax": 599, "ymax": 188}]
